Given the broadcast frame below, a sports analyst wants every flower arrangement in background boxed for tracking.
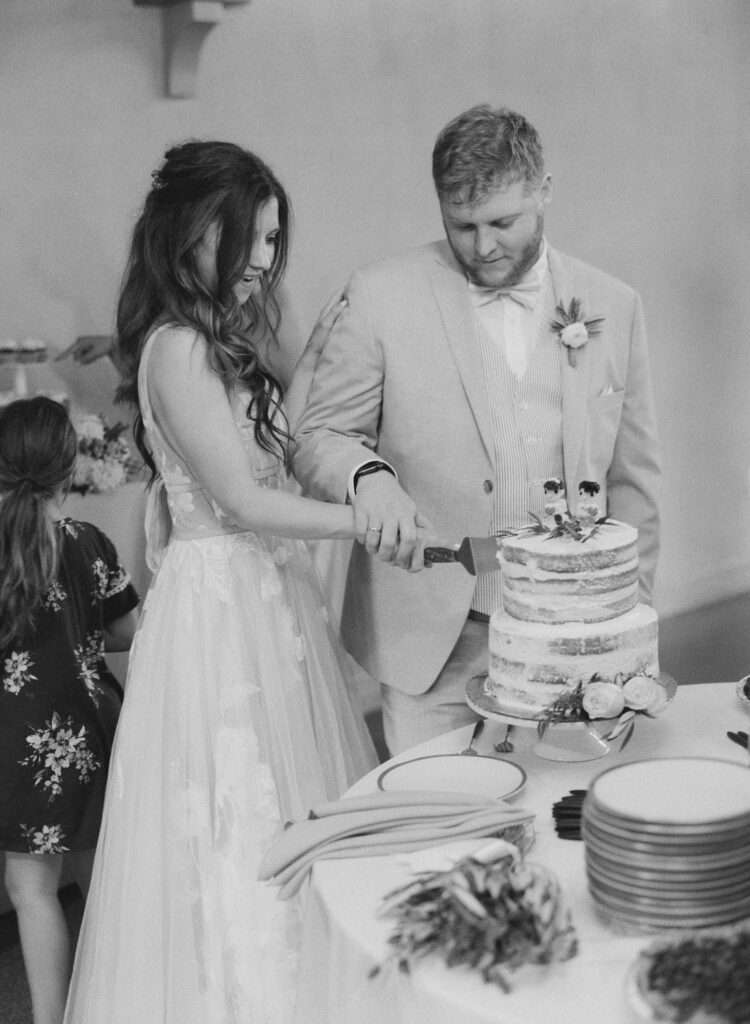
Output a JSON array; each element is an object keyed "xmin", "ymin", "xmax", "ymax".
[{"xmin": 71, "ymin": 414, "xmax": 137, "ymax": 495}]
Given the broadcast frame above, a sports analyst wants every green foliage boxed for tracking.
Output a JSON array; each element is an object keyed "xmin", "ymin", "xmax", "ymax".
[{"xmin": 370, "ymin": 838, "xmax": 578, "ymax": 992}]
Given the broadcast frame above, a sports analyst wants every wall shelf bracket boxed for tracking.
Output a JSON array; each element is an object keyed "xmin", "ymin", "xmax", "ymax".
[{"xmin": 134, "ymin": 0, "xmax": 251, "ymax": 98}]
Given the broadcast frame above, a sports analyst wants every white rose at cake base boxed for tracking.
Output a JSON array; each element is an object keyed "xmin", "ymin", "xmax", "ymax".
[
  {"xmin": 621, "ymin": 674, "xmax": 665, "ymax": 714},
  {"xmin": 581, "ymin": 681, "xmax": 625, "ymax": 720}
]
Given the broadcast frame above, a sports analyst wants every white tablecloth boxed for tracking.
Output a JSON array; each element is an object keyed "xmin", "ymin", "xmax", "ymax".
[{"xmin": 294, "ymin": 682, "xmax": 750, "ymax": 1024}]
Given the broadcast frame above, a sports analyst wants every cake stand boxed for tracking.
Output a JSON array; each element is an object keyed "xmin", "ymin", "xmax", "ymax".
[{"xmin": 465, "ymin": 673, "xmax": 678, "ymax": 763}]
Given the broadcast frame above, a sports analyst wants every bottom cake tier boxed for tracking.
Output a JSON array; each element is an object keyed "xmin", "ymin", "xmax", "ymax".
[{"xmin": 488, "ymin": 603, "xmax": 659, "ymax": 718}]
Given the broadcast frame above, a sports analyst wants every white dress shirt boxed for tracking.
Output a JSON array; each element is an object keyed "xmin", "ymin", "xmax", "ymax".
[{"xmin": 468, "ymin": 240, "xmax": 549, "ymax": 378}]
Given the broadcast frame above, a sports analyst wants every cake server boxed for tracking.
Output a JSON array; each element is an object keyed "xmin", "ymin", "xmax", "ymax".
[{"xmin": 424, "ymin": 536, "xmax": 504, "ymax": 575}]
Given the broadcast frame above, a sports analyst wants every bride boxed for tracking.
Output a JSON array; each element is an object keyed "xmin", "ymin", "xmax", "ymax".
[{"xmin": 64, "ymin": 140, "xmax": 378, "ymax": 1023}]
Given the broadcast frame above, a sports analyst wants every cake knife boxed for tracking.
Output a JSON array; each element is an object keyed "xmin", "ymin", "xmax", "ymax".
[{"xmin": 424, "ymin": 536, "xmax": 504, "ymax": 575}]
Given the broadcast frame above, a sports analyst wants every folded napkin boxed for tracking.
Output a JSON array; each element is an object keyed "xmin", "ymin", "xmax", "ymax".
[{"xmin": 258, "ymin": 789, "xmax": 534, "ymax": 899}]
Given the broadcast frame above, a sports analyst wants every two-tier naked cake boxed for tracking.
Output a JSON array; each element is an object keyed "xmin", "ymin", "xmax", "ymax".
[{"xmin": 486, "ymin": 497, "xmax": 659, "ymax": 719}]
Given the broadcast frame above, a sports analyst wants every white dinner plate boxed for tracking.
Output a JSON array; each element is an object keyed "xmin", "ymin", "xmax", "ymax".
[
  {"xmin": 589, "ymin": 757, "xmax": 750, "ymax": 825},
  {"xmin": 585, "ymin": 863, "xmax": 750, "ymax": 900},
  {"xmin": 582, "ymin": 809, "xmax": 750, "ymax": 845},
  {"xmin": 377, "ymin": 753, "xmax": 526, "ymax": 799}
]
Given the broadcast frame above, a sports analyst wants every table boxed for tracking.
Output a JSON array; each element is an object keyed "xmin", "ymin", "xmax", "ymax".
[{"xmin": 294, "ymin": 682, "xmax": 750, "ymax": 1024}]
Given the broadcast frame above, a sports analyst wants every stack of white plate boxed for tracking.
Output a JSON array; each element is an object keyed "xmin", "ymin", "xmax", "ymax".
[{"xmin": 582, "ymin": 757, "xmax": 750, "ymax": 932}]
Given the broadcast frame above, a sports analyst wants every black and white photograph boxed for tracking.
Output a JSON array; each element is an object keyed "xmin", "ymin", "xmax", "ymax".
[{"xmin": 0, "ymin": 2, "xmax": 748, "ymax": 1023}]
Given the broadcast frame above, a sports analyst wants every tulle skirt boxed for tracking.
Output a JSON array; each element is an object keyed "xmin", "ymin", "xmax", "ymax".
[{"xmin": 64, "ymin": 531, "xmax": 377, "ymax": 1024}]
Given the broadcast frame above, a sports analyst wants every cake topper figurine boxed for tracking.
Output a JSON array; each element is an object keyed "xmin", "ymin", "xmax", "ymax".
[
  {"xmin": 576, "ymin": 480, "xmax": 601, "ymax": 527},
  {"xmin": 542, "ymin": 477, "xmax": 567, "ymax": 528}
]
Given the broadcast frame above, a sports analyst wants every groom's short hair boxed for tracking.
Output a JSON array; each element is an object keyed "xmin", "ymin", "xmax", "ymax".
[{"xmin": 432, "ymin": 104, "xmax": 545, "ymax": 204}]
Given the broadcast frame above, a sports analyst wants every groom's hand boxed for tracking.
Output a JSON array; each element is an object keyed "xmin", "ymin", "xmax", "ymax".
[{"xmin": 353, "ymin": 473, "xmax": 435, "ymax": 571}]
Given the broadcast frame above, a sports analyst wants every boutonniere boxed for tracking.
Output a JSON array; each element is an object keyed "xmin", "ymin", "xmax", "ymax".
[{"xmin": 551, "ymin": 298, "xmax": 605, "ymax": 367}]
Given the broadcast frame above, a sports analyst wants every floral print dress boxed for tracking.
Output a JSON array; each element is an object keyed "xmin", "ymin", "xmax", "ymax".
[{"xmin": 0, "ymin": 519, "xmax": 139, "ymax": 854}]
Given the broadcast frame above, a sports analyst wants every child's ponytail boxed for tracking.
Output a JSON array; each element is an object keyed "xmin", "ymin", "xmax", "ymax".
[{"xmin": 0, "ymin": 398, "xmax": 77, "ymax": 649}]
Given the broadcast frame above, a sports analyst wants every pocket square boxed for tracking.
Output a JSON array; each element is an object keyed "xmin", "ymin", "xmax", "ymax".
[{"xmin": 600, "ymin": 384, "xmax": 614, "ymax": 396}]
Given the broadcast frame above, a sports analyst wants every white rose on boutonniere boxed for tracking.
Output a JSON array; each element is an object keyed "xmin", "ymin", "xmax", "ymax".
[
  {"xmin": 582, "ymin": 680, "xmax": 625, "ymax": 719},
  {"xmin": 622, "ymin": 674, "xmax": 661, "ymax": 712},
  {"xmin": 560, "ymin": 322, "xmax": 588, "ymax": 350},
  {"xmin": 551, "ymin": 298, "xmax": 605, "ymax": 367}
]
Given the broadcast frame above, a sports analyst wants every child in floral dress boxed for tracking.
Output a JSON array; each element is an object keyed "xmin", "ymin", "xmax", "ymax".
[{"xmin": 0, "ymin": 396, "xmax": 139, "ymax": 1024}]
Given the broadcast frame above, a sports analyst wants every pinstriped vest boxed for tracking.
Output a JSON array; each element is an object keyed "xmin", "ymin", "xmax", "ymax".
[{"xmin": 472, "ymin": 275, "xmax": 564, "ymax": 615}]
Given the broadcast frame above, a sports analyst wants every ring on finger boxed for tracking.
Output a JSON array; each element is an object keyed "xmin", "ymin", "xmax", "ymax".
[{"xmin": 366, "ymin": 527, "xmax": 382, "ymax": 535}]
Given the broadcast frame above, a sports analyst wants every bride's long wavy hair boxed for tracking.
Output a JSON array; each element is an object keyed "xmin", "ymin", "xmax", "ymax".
[{"xmin": 115, "ymin": 140, "xmax": 291, "ymax": 478}]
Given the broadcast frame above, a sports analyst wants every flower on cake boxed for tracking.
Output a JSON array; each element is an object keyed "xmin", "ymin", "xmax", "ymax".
[
  {"xmin": 71, "ymin": 413, "xmax": 137, "ymax": 495},
  {"xmin": 539, "ymin": 671, "xmax": 671, "ymax": 746},
  {"xmin": 621, "ymin": 674, "xmax": 669, "ymax": 715},
  {"xmin": 581, "ymin": 680, "xmax": 625, "ymax": 720},
  {"xmin": 551, "ymin": 298, "xmax": 604, "ymax": 367}
]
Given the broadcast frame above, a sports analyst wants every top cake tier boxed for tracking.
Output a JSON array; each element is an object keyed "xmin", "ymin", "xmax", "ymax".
[{"xmin": 499, "ymin": 519, "xmax": 639, "ymax": 624}]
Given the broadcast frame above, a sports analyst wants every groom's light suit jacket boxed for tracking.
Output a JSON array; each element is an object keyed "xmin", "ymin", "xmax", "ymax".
[{"xmin": 293, "ymin": 241, "xmax": 661, "ymax": 696}]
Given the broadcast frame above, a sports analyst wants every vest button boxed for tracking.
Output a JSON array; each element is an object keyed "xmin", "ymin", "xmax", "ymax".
[{"xmin": 483, "ymin": 479, "xmax": 494, "ymax": 494}]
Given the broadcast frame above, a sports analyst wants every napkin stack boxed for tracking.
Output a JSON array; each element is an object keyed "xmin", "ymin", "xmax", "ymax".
[{"xmin": 258, "ymin": 790, "xmax": 534, "ymax": 899}]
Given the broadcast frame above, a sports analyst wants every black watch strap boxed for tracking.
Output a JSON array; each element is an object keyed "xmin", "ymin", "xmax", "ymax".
[{"xmin": 353, "ymin": 460, "xmax": 396, "ymax": 491}]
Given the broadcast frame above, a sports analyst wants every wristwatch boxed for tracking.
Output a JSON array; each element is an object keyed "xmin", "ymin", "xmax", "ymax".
[{"xmin": 352, "ymin": 460, "xmax": 396, "ymax": 492}]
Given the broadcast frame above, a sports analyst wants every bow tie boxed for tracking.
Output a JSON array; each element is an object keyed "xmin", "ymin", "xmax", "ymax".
[{"xmin": 469, "ymin": 277, "xmax": 541, "ymax": 312}]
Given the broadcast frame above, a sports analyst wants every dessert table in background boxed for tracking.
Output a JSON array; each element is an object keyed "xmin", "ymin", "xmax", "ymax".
[{"xmin": 293, "ymin": 682, "xmax": 750, "ymax": 1024}]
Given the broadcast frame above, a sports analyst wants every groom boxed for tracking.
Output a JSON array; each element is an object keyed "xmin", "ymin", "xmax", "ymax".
[{"xmin": 293, "ymin": 104, "xmax": 661, "ymax": 755}]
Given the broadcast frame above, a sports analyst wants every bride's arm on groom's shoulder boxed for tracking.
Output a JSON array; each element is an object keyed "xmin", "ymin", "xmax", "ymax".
[
  {"xmin": 283, "ymin": 291, "xmax": 348, "ymax": 434},
  {"xmin": 147, "ymin": 326, "xmax": 355, "ymax": 541}
]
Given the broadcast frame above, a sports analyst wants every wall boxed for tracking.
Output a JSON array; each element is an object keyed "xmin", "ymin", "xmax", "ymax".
[{"xmin": 0, "ymin": 0, "xmax": 748, "ymax": 617}]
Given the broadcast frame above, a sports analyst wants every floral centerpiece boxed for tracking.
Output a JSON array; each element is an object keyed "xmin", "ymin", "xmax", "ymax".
[
  {"xmin": 370, "ymin": 839, "xmax": 577, "ymax": 992},
  {"xmin": 71, "ymin": 413, "xmax": 137, "ymax": 495}
]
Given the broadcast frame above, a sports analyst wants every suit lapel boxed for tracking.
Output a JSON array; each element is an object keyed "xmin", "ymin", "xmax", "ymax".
[
  {"xmin": 428, "ymin": 251, "xmax": 496, "ymax": 467},
  {"xmin": 548, "ymin": 247, "xmax": 592, "ymax": 494}
]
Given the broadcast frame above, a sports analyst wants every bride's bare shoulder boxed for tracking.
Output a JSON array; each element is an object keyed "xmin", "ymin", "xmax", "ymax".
[{"xmin": 147, "ymin": 326, "xmax": 211, "ymax": 381}]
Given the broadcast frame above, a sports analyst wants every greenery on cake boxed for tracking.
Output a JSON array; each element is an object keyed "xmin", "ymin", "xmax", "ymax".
[
  {"xmin": 505, "ymin": 477, "xmax": 609, "ymax": 542},
  {"xmin": 522, "ymin": 509, "xmax": 611, "ymax": 543},
  {"xmin": 370, "ymin": 838, "xmax": 577, "ymax": 992}
]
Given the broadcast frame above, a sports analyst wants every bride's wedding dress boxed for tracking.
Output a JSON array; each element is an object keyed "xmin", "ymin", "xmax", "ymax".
[{"xmin": 64, "ymin": 326, "xmax": 377, "ymax": 1023}]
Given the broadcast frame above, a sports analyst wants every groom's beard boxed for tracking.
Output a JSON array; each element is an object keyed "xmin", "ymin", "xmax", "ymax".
[{"xmin": 451, "ymin": 213, "xmax": 544, "ymax": 289}]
